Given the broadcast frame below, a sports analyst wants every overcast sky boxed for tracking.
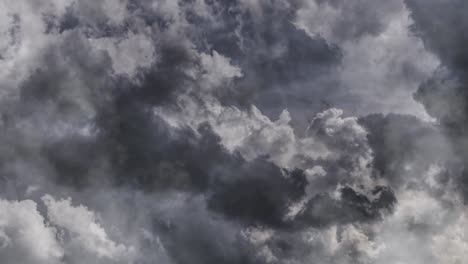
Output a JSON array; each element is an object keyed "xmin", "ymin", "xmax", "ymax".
[{"xmin": 0, "ymin": 0, "xmax": 467, "ymax": 263}]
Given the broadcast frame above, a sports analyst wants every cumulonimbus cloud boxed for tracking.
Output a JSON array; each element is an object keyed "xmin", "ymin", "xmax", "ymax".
[{"xmin": 0, "ymin": 0, "xmax": 467, "ymax": 263}]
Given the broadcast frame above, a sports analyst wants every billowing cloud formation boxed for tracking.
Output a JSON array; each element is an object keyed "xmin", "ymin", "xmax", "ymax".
[
  {"xmin": 0, "ymin": 195, "xmax": 134, "ymax": 264},
  {"xmin": 42, "ymin": 195, "xmax": 134, "ymax": 262},
  {"xmin": 0, "ymin": 199, "xmax": 63, "ymax": 264},
  {"xmin": 0, "ymin": 0, "xmax": 467, "ymax": 263}
]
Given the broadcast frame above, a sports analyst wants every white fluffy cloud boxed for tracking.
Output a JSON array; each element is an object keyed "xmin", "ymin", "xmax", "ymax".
[
  {"xmin": 154, "ymin": 94, "xmax": 329, "ymax": 168},
  {"xmin": 0, "ymin": 194, "xmax": 138, "ymax": 264},
  {"xmin": 91, "ymin": 32, "xmax": 156, "ymax": 77},
  {"xmin": 199, "ymin": 51, "xmax": 243, "ymax": 89},
  {"xmin": 0, "ymin": 0, "xmax": 70, "ymax": 93},
  {"xmin": 0, "ymin": 199, "xmax": 63, "ymax": 264},
  {"xmin": 296, "ymin": 0, "xmax": 438, "ymax": 119},
  {"xmin": 42, "ymin": 195, "xmax": 134, "ymax": 262}
]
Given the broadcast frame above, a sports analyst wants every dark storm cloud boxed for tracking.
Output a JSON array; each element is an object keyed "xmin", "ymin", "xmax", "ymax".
[
  {"xmin": 177, "ymin": 0, "xmax": 343, "ymax": 118},
  {"xmin": 296, "ymin": 186, "xmax": 396, "ymax": 228},
  {"xmin": 405, "ymin": 0, "xmax": 468, "ymax": 202},
  {"xmin": 414, "ymin": 67, "xmax": 467, "ymax": 128},
  {"xmin": 10, "ymin": 30, "xmax": 311, "ymax": 231},
  {"xmin": 405, "ymin": 0, "xmax": 468, "ymax": 73},
  {"xmin": 2, "ymin": 0, "xmax": 467, "ymax": 263},
  {"xmin": 152, "ymin": 196, "xmax": 263, "ymax": 264},
  {"xmin": 406, "ymin": 0, "xmax": 468, "ymax": 129},
  {"xmin": 18, "ymin": 32, "xmax": 112, "ymax": 112},
  {"xmin": 0, "ymin": 31, "xmax": 116, "ymax": 197},
  {"xmin": 4, "ymin": 14, "xmax": 197, "ymax": 191},
  {"xmin": 359, "ymin": 113, "xmax": 454, "ymax": 188},
  {"xmin": 208, "ymin": 166, "xmax": 307, "ymax": 229}
]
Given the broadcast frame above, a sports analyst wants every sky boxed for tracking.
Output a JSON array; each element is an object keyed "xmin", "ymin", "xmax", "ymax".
[{"xmin": 0, "ymin": 0, "xmax": 467, "ymax": 263}]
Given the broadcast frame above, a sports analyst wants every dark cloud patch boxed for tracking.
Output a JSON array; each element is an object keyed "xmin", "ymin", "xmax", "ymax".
[
  {"xmin": 46, "ymin": 0, "xmax": 344, "ymax": 124},
  {"xmin": 265, "ymin": 232, "xmax": 312, "ymax": 263},
  {"xmin": 41, "ymin": 135, "xmax": 107, "ymax": 189},
  {"xmin": 208, "ymin": 167, "xmax": 307, "ymax": 229},
  {"xmin": 406, "ymin": 0, "xmax": 468, "ymax": 73},
  {"xmin": 18, "ymin": 32, "xmax": 112, "ymax": 113},
  {"xmin": 359, "ymin": 113, "xmax": 452, "ymax": 188},
  {"xmin": 180, "ymin": 0, "xmax": 343, "ymax": 118},
  {"xmin": 6, "ymin": 22, "xmax": 201, "ymax": 192},
  {"xmin": 296, "ymin": 186, "xmax": 396, "ymax": 228},
  {"xmin": 100, "ymin": 102, "xmax": 309, "ymax": 228},
  {"xmin": 405, "ymin": 0, "xmax": 468, "ymax": 203},
  {"xmin": 129, "ymin": 43, "xmax": 195, "ymax": 106},
  {"xmin": 43, "ymin": 7, "xmax": 80, "ymax": 34},
  {"xmin": 406, "ymin": 0, "xmax": 468, "ymax": 130},
  {"xmin": 0, "ymin": 31, "xmax": 116, "ymax": 193},
  {"xmin": 414, "ymin": 67, "xmax": 468, "ymax": 130},
  {"xmin": 152, "ymin": 197, "xmax": 263, "ymax": 264},
  {"xmin": 100, "ymin": 108, "xmax": 225, "ymax": 191}
]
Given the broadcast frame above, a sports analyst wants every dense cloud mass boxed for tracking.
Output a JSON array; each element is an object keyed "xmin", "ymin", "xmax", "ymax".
[{"xmin": 0, "ymin": 0, "xmax": 467, "ymax": 263}]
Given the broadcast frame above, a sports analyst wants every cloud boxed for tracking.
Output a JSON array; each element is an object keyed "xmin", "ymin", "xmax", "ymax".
[
  {"xmin": 296, "ymin": 0, "xmax": 402, "ymax": 43},
  {"xmin": 405, "ymin": 0, "xmax": 468, "ymax": 129},
  {"xmin": 0, "ymin": 199, "xmax": 63, "ymax": 264},
  {"xmin": 155, "ymin": 92, "xmax": 396, "ymax": 230},
  {"xmin": 0, "ymin": 0, "xmax": 467, "ymax": 264},
  {"xmin": 297, "ymin": 0, "xmax": 438, "ymax": 119},
  {"xmin": 91, "ymin": 32, "xmax": 156, "ymax": 77},
  {"xmin": 42, "ymin": 195, "xmax": 133, "ymax": 261},
  {"xmin": 359, "ymin": 113, "xmax": 455, "ymax": 189}
]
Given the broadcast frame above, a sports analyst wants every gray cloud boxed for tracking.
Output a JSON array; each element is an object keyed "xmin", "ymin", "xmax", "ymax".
[{"xmin": 0, "ymin": 0, "xmax": 468, "ymax": 264}]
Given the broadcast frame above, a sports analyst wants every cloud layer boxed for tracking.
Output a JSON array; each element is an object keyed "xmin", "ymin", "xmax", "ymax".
[{"xmin": 0, "ymin": 0, "xmax": 467, "ymax": 263}]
